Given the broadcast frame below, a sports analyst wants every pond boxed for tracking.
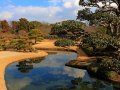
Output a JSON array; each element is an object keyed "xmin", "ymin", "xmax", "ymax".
[{"xmin": 5, "ymin": 52, "xmax": 116, "ymax": 90}]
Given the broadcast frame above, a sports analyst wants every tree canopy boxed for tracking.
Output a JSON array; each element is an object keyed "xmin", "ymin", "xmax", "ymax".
[
  {"xmin": 78, "ymin": 0, "xmax": 120, "ymax": 37},
  {"xmin": 50, "ymin": 20, "xmax": 85, "ymax": 40},
  {"xmin": 79, "ymin": 0, "xmax": 120, "ymax": 16}
]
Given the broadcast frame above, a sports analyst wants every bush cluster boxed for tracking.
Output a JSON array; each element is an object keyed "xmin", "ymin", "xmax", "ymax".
[
  {"xmin": 105, "ymin": 71, "xmax": 118, "ymax": 79},
  {"xmin": 0, "ymin": 39, "xmax": 33, "ymax": 52},
  {"xmin": 50, "ymin": 20, "xmax": 85, "ymax": 40},
  {"xmin": 88, "ymin": 57, "xmax": 120, "ymax": 80},
  {"xmin": 82, "ymin": 32, "xmax": 119, "ymax": 55},
  {"xmin": 55, "ymin": 39, "xmax": 75, "ymax": 47},
  {"xmin": 99, "ymin": 58, "xmax": 120, "ymax": 74}
]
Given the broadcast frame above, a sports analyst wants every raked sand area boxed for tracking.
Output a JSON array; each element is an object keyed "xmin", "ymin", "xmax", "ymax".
[{"xmin": 0, "ymin": 51, "xmax": 48, "ymax": 90}]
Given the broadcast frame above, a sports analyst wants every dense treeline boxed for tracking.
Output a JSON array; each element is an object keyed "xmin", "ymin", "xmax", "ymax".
[
  {"xmin": 0, "ymin": 18, "xmax": 51, "ymax": 51},
  {"xmin": 0, "ymin": 18, "xmax": 51, "ymax": 34}
]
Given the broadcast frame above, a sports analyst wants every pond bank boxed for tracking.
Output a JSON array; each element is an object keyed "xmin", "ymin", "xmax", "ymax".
[
  {"xmin": 66, "ymin": 59, "xmax": 120, "ymax": 86},
  {"xmin": 33, "ymin": 40, "xmax": 95, "ymax": 61},
  {"xmin": 0, "ymin": 51, "xmax": 48, "ymax": 90},
  {"xmin": 0, "ymin": 40, "xmax": 97, "ymax": 90}
]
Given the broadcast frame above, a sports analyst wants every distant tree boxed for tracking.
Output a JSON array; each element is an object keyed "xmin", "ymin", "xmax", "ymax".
[
  {"xmin": 10, "ymin": 21, "xmax": 18, "ymax": 33},
  {"xmin": 18, "ymin": 30, "xmax": 28, "ymax": 38},
  {"xmin": 29, "ymin": 21, "xmax": 42, "ymax": 30},
  {"xmin": 0, "ymin": 32, "xmax": 17, "ymax": 40},
  {"xmin": 10, "ymin": 39, "xmax": 32, "ymax": 51},
  {"xmin": 1, "ymin": 20, "xmax": 10, "ymax": 32},
  {"xmin": 39, "ymin": 23, "xmax": 52, "ymax": 34},
  {"xmin": 0, "ymin": 21, "xmax": 2, "ymax": 29},
  {"xmin": 0, "ymin": 39, "xmax": 6, "ymax": 50},
  {"xmin": 17, "ymin": 18, "xmax": 29, "ymax": 32},
  {"xmin": 29, "ymin": 21, "xmax": 51, "ymax": 34},
  {"xmin": 29, "ymin": 29, "xmax": 44, "ymax": 44},
  {"xmin": 50, "ymin": 20, "xmax": 85, "ymax": 40},
  {"xmin": 11, "ymin": 21, "xmax": 18, "ymax": 30}
]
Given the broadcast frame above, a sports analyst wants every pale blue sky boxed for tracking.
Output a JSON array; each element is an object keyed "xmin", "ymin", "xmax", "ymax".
[
  {"xmin": 0, "ymin": 0, "xmax": 84, "ymax": 23},
  {"xmin": 0, "ymin": 0, "xmax": 60, "ymax": 6}
]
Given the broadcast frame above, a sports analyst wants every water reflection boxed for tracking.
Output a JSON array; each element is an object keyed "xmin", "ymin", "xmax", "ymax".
[
  {"xmin": 16, "ymin": 58, "xmax": 44, "ymax": 73},
  {"xmin": 57, "ymin": 78, "xmax": 113, "ymax": 90},
  {"xmin": 17, "ymin": 61, "xmax": 33, "ymax": 73},
  {"xmin": 57, "ymin": 71, "xmax": 113, "ymax": 90},
  {"xmin": 7, "ymin": 77, "xmax": 32, "ymax": 90},
  {"xmin": 5, "ymin": 53, "xmax": 115, "ymax": 90}
]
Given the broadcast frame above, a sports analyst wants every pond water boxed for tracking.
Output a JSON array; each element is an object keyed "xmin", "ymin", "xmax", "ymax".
[{"xmin": 5, "ymin": 52, "xmax": 115, "ymax": 90}]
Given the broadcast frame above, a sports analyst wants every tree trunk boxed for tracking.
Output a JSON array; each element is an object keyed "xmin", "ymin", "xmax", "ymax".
[
  {"xmin": 35, "ymin": 38, "xmax": 37, "ymax": 44},
  {"xmin": 116, "ymin": 23, "xmax": 120, "ymax": 37},
  {"xmin": 109, "ymin": 23, "xmax": 114, "ymax": 36}
]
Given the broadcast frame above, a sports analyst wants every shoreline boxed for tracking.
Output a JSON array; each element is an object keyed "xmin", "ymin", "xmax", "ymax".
[
  {"xmin": 66, "ymin": 60, "xmax": 120, "ymax": 85},
  {"xmin": 0, "ymin": 51, "xmax": 48, "ymax": 90},
  {"xmin": 0, "ymin": 40, "xmax": 96, "ymax": 90},
  {"xmin": 33, "ymin": 40, "xmax": 94, "ymax": 61}
]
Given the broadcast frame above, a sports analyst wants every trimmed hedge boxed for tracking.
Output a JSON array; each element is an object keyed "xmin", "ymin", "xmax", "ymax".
[{"xmin": 55, "ymin": 39, "xmax": 75, "ymax": 47}]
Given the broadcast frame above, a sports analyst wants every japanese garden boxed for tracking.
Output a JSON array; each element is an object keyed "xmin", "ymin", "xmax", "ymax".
[{"xmin": 0, "ymin": 0, "xmax": 120, "ymax": 90}]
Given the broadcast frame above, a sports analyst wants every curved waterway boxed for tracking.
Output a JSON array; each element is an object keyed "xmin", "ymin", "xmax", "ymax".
[{"xmin": 5, "ymin": 52, "xmax": 115, "ymax": 90}]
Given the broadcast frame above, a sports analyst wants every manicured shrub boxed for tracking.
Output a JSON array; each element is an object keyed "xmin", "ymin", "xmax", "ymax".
[
  {"xmin": 82, "ymin": 32, "xmax": 119, "ymax": 55},
  {"xmin": 83, "ymin": 33, "xmax": 116, "ymax": 50},
  {"xmin": 9, "ymin": 39, "xmax": 33, "ymax": 51},
  {"xmin": 0, "ymin": 39, "xmax": 9, "ymax": 50},
  {"xmin": 87, "ymin": 62, "xmax": 99, "ymax": 75},
  {"xmin": 36, "ymin": 37, "xmax": 44, "ymax": 42},
  {"xmin": 105, "ymin": 71, "xmax": 118, "ymax": 79},
  {"xmin": 90, "ymin": 66, "xmax": 98, "ymax": 74},
  {"xmin": 88, "ymin": 56, "xmax": 120, "ymax": 80},
  {"xmin": 55, "ymin": 39, "xmax": 75, "ymax": 47},
  {"xmin": 29, "ymin": 29, "xmax": 44, "ymax": 44},
  {"xmin": 83, "ymin": 46, "xmax": 94, "ymax": 55},
  {"xmin": 0, "ymin": 44, "xmax": 9, "ymax": 50}
]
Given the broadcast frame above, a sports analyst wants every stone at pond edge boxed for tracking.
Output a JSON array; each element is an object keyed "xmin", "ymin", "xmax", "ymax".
[{"xmin": 65, "ymin": 60, "xmax": 91, "ymax": 69}]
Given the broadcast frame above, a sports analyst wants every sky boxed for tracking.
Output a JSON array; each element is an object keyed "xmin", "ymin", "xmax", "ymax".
[{"xmin": 0, "ymin": 0, "xmax": 84, "ymax": 23}]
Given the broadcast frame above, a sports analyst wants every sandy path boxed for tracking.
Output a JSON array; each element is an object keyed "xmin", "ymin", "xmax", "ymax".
[
  {"xmin": 33, "ymin": 40, "xmax": 77, "ymax": 51},
  {"xmin": 33, "ymin": 40, "xmax": 58, "ymax": 48},
  {"xmin": 0, "ymin": 51, "xmax": 48, "ymax": 90}
]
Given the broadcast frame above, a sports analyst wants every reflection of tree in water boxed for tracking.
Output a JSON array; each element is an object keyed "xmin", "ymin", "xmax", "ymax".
[
  {"xmin": 56, "ymin": 78, "xmax": 113, "ymax": 90},
  {"xmin": 16, "ymin": 58, "xmax": 44, "ymax": 73},
  {"xmin": 32, "ymin": 57, "xmax": 44, "ymax": 63},
  {"xmin": 16, "ymin": 60, "xmax": 33, "ymax": 73}
]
